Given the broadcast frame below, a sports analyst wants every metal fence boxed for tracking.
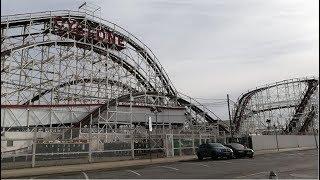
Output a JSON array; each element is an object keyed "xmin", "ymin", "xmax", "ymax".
[{"xmin": 1, "ymin": 126, "xmax": 226, "ymax": 170}]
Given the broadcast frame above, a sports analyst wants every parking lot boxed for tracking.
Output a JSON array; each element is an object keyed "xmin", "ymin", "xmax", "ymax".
[{"xmin": 28, "ymin": 149, "xmax": 318, "ymax": 179}]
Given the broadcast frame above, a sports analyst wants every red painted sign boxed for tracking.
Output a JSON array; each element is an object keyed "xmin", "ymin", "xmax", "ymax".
[{"xmin": 53, "ymin": 16, "xmax": 125, "ymax": 49}]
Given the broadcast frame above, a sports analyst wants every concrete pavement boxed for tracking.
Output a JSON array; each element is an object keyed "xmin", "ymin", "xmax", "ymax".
[{"xmin": 1, "ymin": 147, "xmax": 317, "ymax": 179}]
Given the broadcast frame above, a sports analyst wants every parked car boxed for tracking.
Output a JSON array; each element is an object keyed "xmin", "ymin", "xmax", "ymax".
[
  {"xmin": 224, "ymin": 143, "xmax": 254, "ymax": 158},
  {"xmin": 196, "ymin": 143, "xmax": 233, "ymax": 160}
]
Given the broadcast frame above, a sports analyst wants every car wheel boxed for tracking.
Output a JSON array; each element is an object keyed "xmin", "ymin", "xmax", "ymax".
[
  {"xmin": 212, "ymin": 156, "xmax": 218, "ymax": 160},
  {"xmin": 249, "ymin": 154, "xmax": 254, "ymax": 158},
  {"xmin": 210, "ymin": 153, "xmax": 217, "ymax": 160},
  {"xmin": 197, "ymin": 155, "xmax": 203, "ymax": 160}
]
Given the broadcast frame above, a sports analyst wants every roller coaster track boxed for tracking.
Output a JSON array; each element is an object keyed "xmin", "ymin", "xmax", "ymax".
[
  {"xmin": 177, "ymin": 97, "xmax": 229, "ymax": 133},
  {"xmin": 233, "ymin": 77, "xmax": 318, "ymax": 133},
  {"xmin": 176, "ymin": 98, "xmax": 217, "ymax": 123},
  {"xmin": 299, "ymin": 106, "xmax": 316, "ymax": 134},
  {"xmin": 1, "ymin": 10, "xmax": 228, "ymax": 134},
  {"xmin": 3, "ymin": 40, "xmax": 227, "ymax": 129},
  {"xmin": 22, "ymin": 78, "xmax": 139, "ymax": 105},
  {"xmin": 1, "ymin": 10, "xmax": 176, "ymax": 96},
  {"xmin": 286, "ymin": 79, "xmax": 318, "ymax": 133},
  {"xmin": 72, "ymin": 91, "xmax": 228, "ymax": 133},
  {"xmin": 233, "ymin": 87, "xmax": 268, "ymax": 132}
]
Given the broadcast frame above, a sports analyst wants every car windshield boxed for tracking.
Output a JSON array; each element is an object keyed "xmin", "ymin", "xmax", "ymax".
[
  {"xmin": 229, "ymin": 143, "xmax": 245, "ymax": 149},
  {"xmin": 208, "ymin": 143, "xmax": 225, "ymax": 148}
]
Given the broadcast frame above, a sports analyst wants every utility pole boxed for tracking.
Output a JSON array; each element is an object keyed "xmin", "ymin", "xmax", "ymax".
[
  {"xmin": 274, "ymin": 124, "xmax": 279, "ymax": 151},
  {"xmin": 312, "ymin": 118, "xmax": 318, "ymax": 149},
  {"xmin": 266, "ymin": 119, "xmax": 271, "ymax": 135},
  {"xmin": 227, "ymin": 94, "xmax": 233, "ymax": 143},
  {"xmin": 155, "ymin": 111, "xmax": 158, "ymax": 158}
]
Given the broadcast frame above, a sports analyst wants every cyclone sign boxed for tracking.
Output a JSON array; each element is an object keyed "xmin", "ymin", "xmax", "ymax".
[{"xmin": 53, "ymin": 16, "xmax": 125, "ymax": 49}]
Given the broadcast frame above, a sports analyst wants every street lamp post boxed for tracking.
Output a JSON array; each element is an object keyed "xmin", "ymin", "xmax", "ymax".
[
  {"xmin": 266, "ymin": 119, "xmax": 271, "ymax": 135},
  {"xmin": 148, "ymin": 122, "xmax": 152, "ymax": 161},
  {"xmin": 312, "ymin": 118, "xmax": 318, "ymax": 149},
  {"xmin": 274, "ymin": 124, "xmax": 279, "ymax": 151},
  {"xmin": 151, "ymin": 107, "xmax": 162, "ymax": 158},
  {"xmin": 148, "ymin": 116, "xmax": 152, "ymax": 161}
]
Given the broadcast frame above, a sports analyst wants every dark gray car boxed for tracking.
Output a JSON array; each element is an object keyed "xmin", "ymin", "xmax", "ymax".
[
  {"xmin": 196, "ymin": 143, "xmax": 233, "ymax": 160},
  {"xmin": 224, "ymin": 143, "xmax": 254, "ymax": 158}
]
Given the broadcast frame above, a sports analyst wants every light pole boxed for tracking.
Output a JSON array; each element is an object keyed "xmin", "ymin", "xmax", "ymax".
[
  {"xmin": 274, "ymin": 124, "xmax": 279, "ymax": 151},
  {"xmin": 312, "ymin": 118, "xmax": 318, "ymax": 149},
  {"xmin": 266, "ymin": 119, "xmax": 271, "ymax": 135},
  {"xmin": 148, "ymin": 125, "xmax": 152, "ymax": 161},
  {"xmin": 150, "ymin": 107, "xmax": 162, "ymax": 158},
  {"xmin": 148, "ymin": 116, "xmax": 152, "ymax": 161}
]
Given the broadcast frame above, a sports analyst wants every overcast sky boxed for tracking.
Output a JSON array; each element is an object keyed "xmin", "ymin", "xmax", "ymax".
[{"xmin": 1, "ymin": 0, "xmax": 319, "ymax": 119}]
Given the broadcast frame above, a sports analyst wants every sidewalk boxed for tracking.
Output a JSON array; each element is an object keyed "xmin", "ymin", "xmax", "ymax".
[{"xmin": 2, "ymin": 147, "xmax": 317, "ymax": 179}]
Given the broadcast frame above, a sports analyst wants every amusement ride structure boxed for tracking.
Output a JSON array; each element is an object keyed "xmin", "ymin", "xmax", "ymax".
[
  {"xmin": 1, "ymin": 4, "xmax": 226, "ymax": 154},
  {"xmin": 232, "ymin": 77, "xmax": 319, "ymax": 135},
  {"xmin": 1, "ymin": 4, "xmax": 318, "ymax": 162}
]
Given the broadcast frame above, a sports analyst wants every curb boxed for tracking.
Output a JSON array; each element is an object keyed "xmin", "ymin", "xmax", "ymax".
[{"xmin": 2, "ymin": 148, "xmax": 317, "ymax": 178}]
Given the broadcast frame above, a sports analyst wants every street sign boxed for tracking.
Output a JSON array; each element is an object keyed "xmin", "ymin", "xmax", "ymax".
[{"xmin": 148, "ymin": 116, "xmax": 152, "ymax": 132}]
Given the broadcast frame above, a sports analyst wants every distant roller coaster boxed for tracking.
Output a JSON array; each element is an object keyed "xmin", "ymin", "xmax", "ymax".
[
  {"xmin": 1, "ymin": 8, "xmax": 317, "ymax": 141},
  {"xmin": 232, "ymin": 77, "xmax": 319, "ymax": 135},
  {"xmin": 1, "ymin": 9, "xmax": 228, "ymax": 136},
  {"xmin": 1, "ymin": 6, "xmax": 318, "ymax": 165}
]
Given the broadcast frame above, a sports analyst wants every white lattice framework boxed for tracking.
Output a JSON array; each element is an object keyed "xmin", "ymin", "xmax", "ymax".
[
  {"xmin": 1, "ymin": 10, "xmax": 224, "ymax": 133},
  {"xmin": 233, "ymin": 77, "xmax": 319, "ymax": 135}
]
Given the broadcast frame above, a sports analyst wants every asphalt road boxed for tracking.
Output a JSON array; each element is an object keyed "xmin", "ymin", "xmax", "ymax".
[{"xmin": 29, "ymin": 149, "xmax": 318, "ymax": 179}]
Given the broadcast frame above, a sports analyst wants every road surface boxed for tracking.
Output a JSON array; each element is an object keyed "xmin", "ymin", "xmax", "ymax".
[{"xmin": 29, "ymin": 149, "xmax": 318, "ymax": 179}]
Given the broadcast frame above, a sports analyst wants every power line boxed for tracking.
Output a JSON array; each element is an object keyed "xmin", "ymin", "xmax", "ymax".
[{"xmin": 193, "ymin": 97, "xmax": 227, "ymax": 101}]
